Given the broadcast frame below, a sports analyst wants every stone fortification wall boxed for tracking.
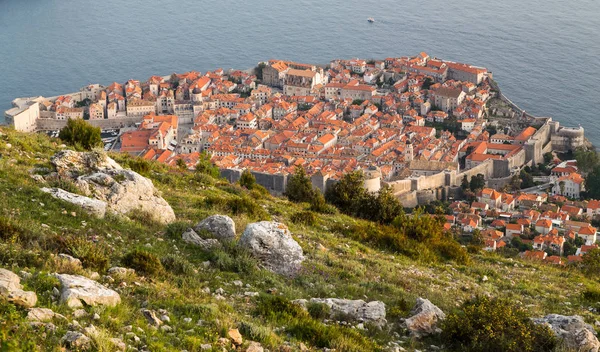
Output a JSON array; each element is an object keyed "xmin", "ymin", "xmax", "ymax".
[
  {"xmin": 525, "ymin": 121, "xmax": 552, "ymax": 165},
  {"xmin": 220, "ymin": 169, "xmax": 288, "ymax": 195},
  {"xmin": 383, "ymin": 179, "xmax": 412, "ymax": 194},
  {"xmin": 36, "ymin": 117, "xmax": 145, "ymax": 131}
]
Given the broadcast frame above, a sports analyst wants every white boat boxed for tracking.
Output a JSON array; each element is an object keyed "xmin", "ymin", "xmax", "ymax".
[{"xmin": 367, "ymin": 17, "xmax": 375, "ymax": 23}]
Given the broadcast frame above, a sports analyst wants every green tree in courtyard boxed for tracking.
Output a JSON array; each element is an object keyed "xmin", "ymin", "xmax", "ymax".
[{"xmin": 469, "ymin": 174, "xmax": 486, "ymax": 192}]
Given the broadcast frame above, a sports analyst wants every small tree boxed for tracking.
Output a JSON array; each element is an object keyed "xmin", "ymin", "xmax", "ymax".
[
  {"xmin": 176, "ymin": 158, "xmax": 187, "ymax": 171},
  {"xmin": 196, "ymin": 152, "xmax": 220, "ymax": 178},
  {"xmin": 59, "ymin": 118, "xmax": 102, "ymax": 151},
  {"xmin": 285, "ymin": 167, "xmax": 314, "ymax": 203},
  {"xmin": 582, "ymin": 248, "xmax": 600, "ymax": 275},
  {"xmin": 469, "ymin": 174, "xmax": 486, "ymax": 192},
  {"xmin": 325, "ymin": 171, "xmax": 367, "ymax": 216},
  {"xmin": 309, "ymin": 189, "xmax": 336, "ymax": 214},
  {"xmin": 239, "ymin": 169, "xmax": 257, "ymax": 189},
  {"xmin": 461, "ymin": 175, "xmax": 469, "ymax": 190},
  {"xmin": 370, "ymin": 185, "xmax": 403, "ymax": 224}
]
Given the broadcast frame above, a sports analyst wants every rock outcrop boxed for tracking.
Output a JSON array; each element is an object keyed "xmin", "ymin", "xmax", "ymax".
[
  {"xmin": 55, "ymin": 274, "xmax": 121, "ymax": 308},
  {"xmin": 0, "ymin": 268, "xmax": 37, "ymax": 308},
  {"xmin": 27, "ymin": 308, "xmax": 66, "ymax": 322},
  {"xmin": 62, "ymin": 331, "xmax": 91, "ymax": 350},
  {"xmin": 48, "ymin": 150, "xmax": 175, "ymax": 224},
  {"xmin": 404, "ymin": 298, "xmax": 446, "ymax": 337},
  {"xmin": 534, "ymin": 314, "xmax": 600, "ymax": 352},
  {"xmin": 141, "ymin": 309, "xmax": 163, "ymax": 326},
  {"xmin": 238, "ymin": 221, "xmax": 304, "ymax": 276},
  {"xmin": 182, "ymin": 228, "xmax": 222, "ymax": 250},
  {"xmin": 41, "ymin": 187, "xmax": 107, "ymax": 218},
  {"xmin": 193, "ymin": 215, "xmax": 236, "ymax": 241},
  {"xmin": 294, "ymin": 298, "xmax": 387, "ymax": 327}
]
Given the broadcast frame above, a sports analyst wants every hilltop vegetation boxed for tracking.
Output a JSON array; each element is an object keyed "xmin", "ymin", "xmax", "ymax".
[{"xmin": 1, "ymin": 127, "xmax": 600, "ymax": 351}]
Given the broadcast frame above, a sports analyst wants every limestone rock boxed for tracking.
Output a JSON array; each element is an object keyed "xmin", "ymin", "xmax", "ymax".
[
  {"xmin": 62, "ymin": 331, "xmax": 91, "ymax": 350},
  {"xmin": 0, "ymin": 268, "xmax": 23, "ymax": 293},
  {"xmin": 49, "ymin": 150, "xmax": 175, "ymax": 224},
  {"xmin": 141, "ymin": 309, "xmax": 163, "ymax": 326},
  {"xmin": 228, "ymin": 328, "xmax": 243, "ymax": 345},
  {"xmin": 58, "ymin": 253, "xmax": 83, "ymax": 268},
  {"xmin": 193, "ymin": 215, "xmax": 236, "ymax": 241},
  {"xmin": 27, "ymin": 308, "xmax": 56, "ymax": 322},
  {"xmin": 107, "ymin": 266, "xmax": 135, "ymax": 278},
  {"xmin": 110, "ymin": 338, "xmax": 127, "ymax": 351},
  {"xmin": 534, "ymin": 314, "xmax": 600, "ymax": 352},
  {"xmin": 294, "ymin": 298, "xmax": 387, "ymax": 327},
  {"xmin": 55, "ymin": 274, "xmax": 121, "ymax": 308},
  {"xmin": 404, "ymin": 298, "xmax": 446, "ymax": 338},
  {"xmin": 41, "ymin": 188, "xmax": 107, "ymax": 218},
  {"xmin": 238, "ymin": 221, "xmax": 304, "ymax": 276},
  {"xmin": 182, "ymin": 229, "xmax": 222, "ymax": 250},
  {"xmin": 246, "ymin": 341, "xmax": 264, "ymax": 352},
  {"xmin": 0, "ymin": 268, "xmax": 37, "ymax": 308}
]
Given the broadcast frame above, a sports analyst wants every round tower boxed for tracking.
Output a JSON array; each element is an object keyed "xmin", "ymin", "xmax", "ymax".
[{"xmin": 363, "ymin": 166, "xmax": 382, "ymax": 193}]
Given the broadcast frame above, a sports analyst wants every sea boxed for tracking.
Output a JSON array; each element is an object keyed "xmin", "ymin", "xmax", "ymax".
[{"xmin": 1, "ymin": 0, "xmax": 599, "ymax": 143}]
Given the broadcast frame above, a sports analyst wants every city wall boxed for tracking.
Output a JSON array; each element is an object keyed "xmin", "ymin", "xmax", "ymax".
[
  {"xmin": 220, "ymin": 169, "xmax": 288, "ymax": 195},
  {"xmin": 36, "ymin": 117, "xmax": 145, "ymax": 131}
]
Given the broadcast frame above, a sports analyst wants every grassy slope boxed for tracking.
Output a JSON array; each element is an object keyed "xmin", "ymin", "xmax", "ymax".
[{"xmin": 0, "ymin": 127, "xmax": 599, "ymax": 351}]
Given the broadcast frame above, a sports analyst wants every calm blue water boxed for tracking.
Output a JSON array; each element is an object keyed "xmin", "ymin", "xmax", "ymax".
[{"xmin": 1, "ymin": 0, "xmax": 599, "ymax": 142}]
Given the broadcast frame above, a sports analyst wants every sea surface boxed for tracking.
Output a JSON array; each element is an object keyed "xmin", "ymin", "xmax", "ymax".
[{"xmin": 1, "ymin": 0, "xmax": 599, "ymax": 142}]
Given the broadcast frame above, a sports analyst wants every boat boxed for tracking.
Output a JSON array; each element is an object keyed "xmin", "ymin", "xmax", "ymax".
[{"xmin": 367, "ymin": 17, "xmax": 375, "ymax": 23}]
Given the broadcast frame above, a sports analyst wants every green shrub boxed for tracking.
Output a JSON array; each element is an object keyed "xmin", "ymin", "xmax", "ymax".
[
  {"xmin": 285, "ymin": 167, "xmax": 314, "ymax": 203},
  {"xmin": 583, "ymin": 286, "xmax": 600, "ymax": 302},
  {"xmin": 195, "ymin": 152, "xmax": 220, "ymax": 179},
  {"xmin": 45, "ymin": 177, "xmax": 81, "ymax": 195},
  {"xmin": 309, "ymin": 190, "xmax": 337, "ymax": 214},
  {"xmin": 207, "ymin": 242, "xmax": 259, "ymax": 274},
  {"xmin": 0, "ymin": 216, "xmax": 23, "ymax": 241},
  {"xmin": 64, "ymin": 236, "xmax": 110, "ymax": 271},
  {"xmin": 128, "ymin": 158, "xmax": 152, "ymax": 175},
  {"xmin": 441, "ymin": 296, "xmax": 557, "ymax": 352},
  {"xmin": 161, "ymin": 254, "xmax": 195, "ymax": 275},
  {"xmin": 238, "ymin": 321, "xmax": 280, "ymax": 347},
  {"xmin": 58, "ymin": 118, "xmax": 102, "ymax": 151},
  {"xmin": 307, "ymin": 302, "xmax": 331, "ymax": 320},
  {"xmin": 434, "ymin": 239, "xmax": 470, "ymax": 265},
  {"xmin": 122, "ymin": 250, "xmax": 163, "ymax": 276},
  {"xmin": 256, "ymin": 295, "xmax": 308, "ymax": 320},
  {"xmin": 226, "ymin": 196, "xmax": 270, "ymax": 220},
  {"xmin": 291, "ymin": 211, "xmax": 317, "ymax": 226},
  {"xmin": 239, "ymin": 169, "xmax": 257, "ymax": 189},
  {"xmin": 165, "ymin": 221, "xmax": 192, "ymax": 240}
]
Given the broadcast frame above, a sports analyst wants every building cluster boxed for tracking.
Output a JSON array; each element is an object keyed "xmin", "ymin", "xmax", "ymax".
[
  {"xmin": 443, "ymin": 157, "xmax": 596, "ymax": 265},
  {"xmin": 4, "ymin": 53, "xmax": 586, "ymax": 199}
]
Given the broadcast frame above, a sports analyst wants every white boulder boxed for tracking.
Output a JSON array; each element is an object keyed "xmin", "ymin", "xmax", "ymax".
[
  {"xmin": 0, "ymin": 268, "xmax": 37, "ymax": 308},
  {"xmin": 41, "ymin": 187, "xmax": 107, "ymax": 218},
  {"xmin": 534, "ymin": 314, "xmax": 600, "ymax": 352},
  {"xmin": 55, "ymin": 273, "xmax": 121, "ymax": 308},
  {"xmin": 404, "ymin": 298, "xmax": 446, "ymax": 337},
  {"xmin": 238, "ymin": 221, "xmax": 304, "ymax": 276},
  {"xmin": 49, "ymin": 150, "xmax": 175, "ymax": 224},
  {"xmin": 193, "ymin": 215, "xmax": 236, "ymax": 241}
]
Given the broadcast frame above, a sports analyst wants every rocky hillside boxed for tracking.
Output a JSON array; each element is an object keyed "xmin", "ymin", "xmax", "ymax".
[{"xmin": 1, "ymin": 127, "xmax": 600, "ymax": 352}]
